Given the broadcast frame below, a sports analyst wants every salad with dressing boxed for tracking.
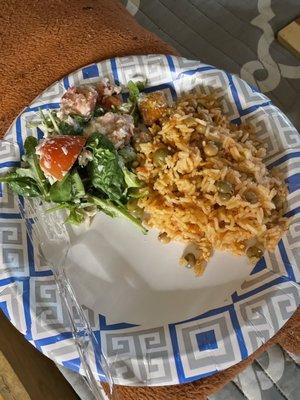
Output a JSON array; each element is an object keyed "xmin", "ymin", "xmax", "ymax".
[{"xmin": 0, "ymin": 79, "xmax": 169, "ymax": 232}]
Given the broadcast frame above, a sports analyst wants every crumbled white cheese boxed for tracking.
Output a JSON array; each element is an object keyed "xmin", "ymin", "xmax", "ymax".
[
  {"xmin": 78, "ymin": 149, "xmax": 93, "ymax": 167},
  {"xmin": 44, "ymin": 172, "xmax": 57, "ymax": 185},
  {"xmin": 43, "ymin": 160, "xmax": 51, "ymax": 169},
  {"xmin": 62, "ymin": 146, "xmax": 68, "ymax": 155}
]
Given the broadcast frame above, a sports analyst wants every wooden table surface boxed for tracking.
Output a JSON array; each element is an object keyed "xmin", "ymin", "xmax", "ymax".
[{"xmin": 0, "ymin": 311, "xmax": 79, "ymax": 400}]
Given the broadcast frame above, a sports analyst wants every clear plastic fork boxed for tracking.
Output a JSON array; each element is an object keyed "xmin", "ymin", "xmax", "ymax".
[{"xmin": 18, "ymin": 196, "xmax": 114, "ymax": 400}]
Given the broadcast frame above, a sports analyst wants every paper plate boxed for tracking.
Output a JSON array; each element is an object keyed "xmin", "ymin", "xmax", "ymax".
[{"xmin": 0, "ymin": 55, "xmax": 299, "ymax": 386}]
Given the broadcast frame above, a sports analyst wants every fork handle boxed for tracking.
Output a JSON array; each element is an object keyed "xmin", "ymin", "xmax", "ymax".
[{"xmin": 54, "ymin": 269, "xmax": 112, "ymax": 400}]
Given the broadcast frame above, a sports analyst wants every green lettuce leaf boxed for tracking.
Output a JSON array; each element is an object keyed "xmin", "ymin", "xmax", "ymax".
[{"xmin": 86, "ymin": 133, "xmax": 125, "ymax": 203}]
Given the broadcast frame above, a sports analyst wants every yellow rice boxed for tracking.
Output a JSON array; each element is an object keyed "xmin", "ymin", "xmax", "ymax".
[{"xmin": 135, "ymin": 93, "xmax": 289, "ymax": 275}]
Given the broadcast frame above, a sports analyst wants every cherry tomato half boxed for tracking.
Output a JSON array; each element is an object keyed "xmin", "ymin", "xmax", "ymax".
[{"xmin": 37, "ymin": 136, "xmax": 86, "ymax": 181}]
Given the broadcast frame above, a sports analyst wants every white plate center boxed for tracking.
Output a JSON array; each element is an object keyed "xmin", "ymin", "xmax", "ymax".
[{"xmin": 65, "ymin": 213, "xmax": 253, "ymax": 326}]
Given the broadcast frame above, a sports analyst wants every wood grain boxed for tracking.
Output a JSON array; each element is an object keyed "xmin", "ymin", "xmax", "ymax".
[
  {"xmin": 0, "ymin": 351, "xmax": 30, "ymax": 400},
  {"xmin": 278, "ymin": 18, "xmax": 300, "ymax": 59},
  {"xmin": 0, "ymin": 312, "xmax": 79, "ymax": 400}
]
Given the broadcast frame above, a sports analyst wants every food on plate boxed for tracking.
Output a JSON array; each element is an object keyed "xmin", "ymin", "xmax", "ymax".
[
  {"xmin": 0, "ymin": 78, "xmax": 289, "ymax": 275},
  {"xmin": 138, "ymin": 91, "xmax": 169, "ymax": 125},
  {"xmin": 0, "ymin": 80, "xmax": 147, "ymax": 231},
  {"xmin": 84, "ymin": 112, "xmax": 134, "ymax": 148},
  {"xmin": 37, "ymin": 136, "xmax": 86, "ymax": 181},
  {"xmin": 59, "ymin": 86, "xmax": 98, "ymax": 117},
  {"xmin": 134, "ymin": 93, "xmax": 289, "ymax": 275}
]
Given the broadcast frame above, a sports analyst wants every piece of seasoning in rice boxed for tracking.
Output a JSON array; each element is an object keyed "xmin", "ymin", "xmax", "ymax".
[{"xmin": 158, "ymin": 232, "xmax": 171, "ymax": 244}]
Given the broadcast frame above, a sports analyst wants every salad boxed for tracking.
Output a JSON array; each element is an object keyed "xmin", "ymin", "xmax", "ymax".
[{"xmin": 0, "ymin": 79, "xmax": 168, "ymax": 233}]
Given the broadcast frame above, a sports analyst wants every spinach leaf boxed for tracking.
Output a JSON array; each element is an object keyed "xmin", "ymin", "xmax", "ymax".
[
  {"xmin": 46, "ymin": 202, "xmax": 85, "ymax": 225},
  {"xmin": 16, "ymin": 168, "xmax": 36, "ymax": 180},
  {"xmin": 136, "ymin": 81, "xmax": 146, "ymax": 91},
  {"xmin": 65, "ymin": 206, "xmax": 85, "ymax": 225},
  {"xmin": 123, "ymin": 168, "xmax": 140, "ymax": 189},
  {"xmin": 58, "ymin": 114, "xmax": 88, "ymax": 136},
  {"xmin": 49, "ymin": 168, "xmax": 85, "ymax": 203},
  {"xmin": 8, "ymin": 178, "xmax": 40, "ymax": 197},
  {"xmin": 87, "ymin": 194, "xmax": 147, "ymax": 234},
  {"xmin": 29, "ymin": 155, "xmax": 49, "ymax": 198},
  {"xmin": 128, "ymin": 186, "xmax": 149, "ymax": 199},
  {"xmin": 117, "ymin": 150, "xmax": 141, "ymax": 195},
  {"xmin": 127, "ymin": 81, "xmax": 140, "ymax": 103},
  {"xmin": 0, "ymin": 172, "xmax": 41, "ymax": 197},
  {"xmin": 58, "ymin": 121, "xmax": 78, "ymax": 135},
  {"xmin": 86, "ymin": 133, "xmax": 125, "ymax": 202},
  {"xmin": 72, "ymin": 114, "xmax": 88, "ymax": 126},
  {"xmin": 1, "ymin": 137, "xmax": 49, "ymax": 200},
  {"xmin": 0, "ymin": 172, "xmax": 21, "ymax": 183},
  {"xmin": 127, "ymin": 80, "xmax": 146, "ymax": 102},
  {"xmin": 126, "ymin": 80, "xmax": 146, "ymax": 125},
  {"xmin": 24, "ymin": 136, "xmax": 38, "ymax": 156},
  {"xmin": 71, "ymin": 170, "xmax": 85, "ymax": 198},
  {"xmin": 59, "ymin": 121, "xmax": 84, "ymax": 136},
  {"xmin": 23, "ymin": 137, "xmax": 50, "ymax": 199},
  {"xmin": 49, "ymin": 174, "xmax": 72, "ymax": 203}
]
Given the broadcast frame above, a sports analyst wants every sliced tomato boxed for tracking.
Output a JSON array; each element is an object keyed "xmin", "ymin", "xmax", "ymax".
[{"xmin": 37, "ymin": 136, "xmax": 86, "ymax": 181}]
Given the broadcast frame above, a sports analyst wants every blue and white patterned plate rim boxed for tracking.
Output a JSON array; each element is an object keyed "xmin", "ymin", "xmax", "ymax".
[{"xmin": 0, "ymin": 55, "xmax": 299, "ymax": 386}]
